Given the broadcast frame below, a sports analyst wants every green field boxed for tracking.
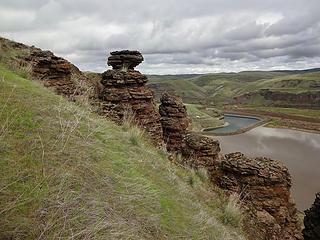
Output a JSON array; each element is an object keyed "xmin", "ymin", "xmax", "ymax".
[
  {"xmin": 239, "ymin": 106, "xmax": 320, "ymax": 120},
  {"xmin": 185, "ymin": 104, "xmax": 224, "ymax": 131}
]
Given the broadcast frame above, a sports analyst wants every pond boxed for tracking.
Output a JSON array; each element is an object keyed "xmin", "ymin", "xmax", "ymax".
[
  {"xmin": 215, "ymin": 127, "xmax": 320, "ymax": 210},
  {"xmin": 203, "ymin": 114, "xmax": 262, "ymax": 134}
]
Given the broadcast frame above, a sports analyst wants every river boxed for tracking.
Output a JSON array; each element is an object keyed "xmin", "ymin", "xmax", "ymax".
[{"xmin": 214, "ymin": 126, "xmax": 320, "ymax": 210}]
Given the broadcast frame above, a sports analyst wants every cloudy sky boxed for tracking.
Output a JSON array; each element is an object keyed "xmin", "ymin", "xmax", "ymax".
[{"xmin": 1, "ymin": 0, "xmax": 320, "ymax": 74}]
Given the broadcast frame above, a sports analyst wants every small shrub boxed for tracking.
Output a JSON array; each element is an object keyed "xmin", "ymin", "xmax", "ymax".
[
  {"xmin": 122, "ymin": 108, "xmax": 136, "ymax": 132},
  {"xmin": 128, "ymin": 126, "xmax": 144, "ymax": 146}
]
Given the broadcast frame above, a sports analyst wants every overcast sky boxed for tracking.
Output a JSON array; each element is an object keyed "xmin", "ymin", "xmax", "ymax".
[{"xmin": 1, "ymin": 0, "xmax": 320, "ymax": 74}]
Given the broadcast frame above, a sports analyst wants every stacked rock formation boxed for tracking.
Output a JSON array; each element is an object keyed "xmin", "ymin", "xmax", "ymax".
[
  {"xmin": 213, "ymin": 152, "xmax": 302, "ymax": 240},
  {"xmin": 303, "ymin": 193, "xmax": 320, "ymax": 240},
  {"xmin": 98, "ymin": 50, "xmax": 163, "ymax": 145},
  {"xmin": 182, "ymin": 134, "xmax": 221, "ymax": 171},
  {"xmin": 159, "ymin": 93, "xmax": 190, "ymax": 152},
  {"xmin": 25, "ymin": 50, "xmax": 88, "ymax": 98}
]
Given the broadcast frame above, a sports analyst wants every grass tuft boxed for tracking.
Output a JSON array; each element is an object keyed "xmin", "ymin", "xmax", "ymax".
[{"xmin": 219, "ymin": 193, "xmax": 243, "ymax": 228}]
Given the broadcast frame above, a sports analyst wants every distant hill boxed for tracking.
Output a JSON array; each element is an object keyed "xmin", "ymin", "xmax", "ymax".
[
  {"xmin": 148, "ymin": 68, "xmax": 320, "ymax": 107},
  {"xmin": 273, "ymin": 68, "xmax": 320, "ymax": 74}
]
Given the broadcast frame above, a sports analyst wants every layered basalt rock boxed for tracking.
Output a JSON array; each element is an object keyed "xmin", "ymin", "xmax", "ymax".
[
  {"xmin": 98, "ymin": 50, "xmax": 163, "ymax": 145},
  {"xmin": 303, "ymin": 193, "xmax": 320, "ymax": 240},
  {"xmin": 108, "ymin": 50, "xmax": 143, "ymax": 71},
  {"xmin": 159, "ymin": 93, "xmax": 190, "ymax": 152},
  {"xmin": 182, "ymin": 134, "xmax": 221, "ymax": 171},
  {"xmin": 213, "ymin": 152, "xmax": 302, "ymax": 240},
  {"xmin": 25, "ymin": 50, "xmax": 89, "ymax": 98}
]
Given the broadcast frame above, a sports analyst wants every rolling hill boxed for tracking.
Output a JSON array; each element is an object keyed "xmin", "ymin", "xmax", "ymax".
[{"xmin": 148, "ymin": 69, "xmax": 320, "ymax": 107}]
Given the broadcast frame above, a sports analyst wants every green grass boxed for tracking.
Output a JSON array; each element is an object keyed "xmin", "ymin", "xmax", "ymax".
[
  {"xmin": 0, "ymin": 65, "xmax": 246, "ymax": 239},
  {"xmin": 148, "ymin": 77, "xmax": 207, "ymax": 103},
  {"xmin": 0, "ymin": 37, "xmax": 32, "ymax": 79},
  {"xmin": 148, "ymin": 70, "xmax": 320, "ymax": 106},
  {"xmin": 185, "ymin": 104, "xmax": 224, "ymax": 131}
]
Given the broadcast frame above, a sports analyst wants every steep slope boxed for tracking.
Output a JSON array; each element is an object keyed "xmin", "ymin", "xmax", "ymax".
[{"xmin": 0, "ymin": 65, "xmax": 246, "ymax": 239}]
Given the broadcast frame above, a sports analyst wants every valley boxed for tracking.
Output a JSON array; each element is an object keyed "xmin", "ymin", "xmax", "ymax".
[
  {"xmin": 148, "ymin": 69, "xmax": 320, "ymax": 132},
  {"xmin": 149, "ymin": 68, "xmax": 320, "ymax": 213}
]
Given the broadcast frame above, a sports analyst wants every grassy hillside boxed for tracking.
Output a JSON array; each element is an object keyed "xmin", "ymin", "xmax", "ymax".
[
  {"xmin": 149, "ymin": 70, "xmax": 320, "ymax": 106},
  {"xmin": 238, "ymin": 72, "xmax": 320, "ymax": 94},
  {"xmin": 148, "ymin": 71, "xmax": 291, "ymax": 105},
  {"xmin": 185, "ymin": 104, "xmax": 224, "ymax": 131},
  {"xmin": 147, "ymin": 78, "xmax": 207, "ymax": 103},
  {"xmin": 0, "ymin": 65, "xmax": 246, "ymax": 239}
]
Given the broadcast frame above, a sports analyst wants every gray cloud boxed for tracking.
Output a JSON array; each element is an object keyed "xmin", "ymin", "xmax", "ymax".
[{"xmin": 0, "ymin": 0, "xmax": 320, "ymax": 74}]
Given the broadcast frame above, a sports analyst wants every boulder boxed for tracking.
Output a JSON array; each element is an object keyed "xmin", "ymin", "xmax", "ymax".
[
  {"xmin": 303, "ymin": 193, "xmax": 320, "ymax": 240},
  {"xmin": 213, "ymin": 152, "xmax": 302, "ymax": 240},
  {"xmin": 182, "ymin": 133, "xmax": 220, "ymax": 170}
]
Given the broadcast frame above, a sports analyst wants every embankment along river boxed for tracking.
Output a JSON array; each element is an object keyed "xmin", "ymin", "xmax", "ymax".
[{"xmin": 215, "ymin": 126, "xmax": 320, "ymax": 210}]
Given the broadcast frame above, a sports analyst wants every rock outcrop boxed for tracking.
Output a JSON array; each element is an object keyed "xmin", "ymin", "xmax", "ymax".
[
  {"xmin": 25, "ymin": 50, "xmax": 89, "ymax": 98},
  {"xmin": 303, "ymin": 193, "xmax": 320, "ymax": 240},
  {"xmin": 98, "ymin": 50, "xmax": 163, "ymax": 145},
  {"xmin": 182, "ymin": 134, "xmax": 221, "ymax": 171},
  {"xmin": 159, "ymin": 93, "xmax": 190, "ymax": 152},
  {"xmin": 213, "ymin": 152, "xmax": 302, "ymax": 240}
]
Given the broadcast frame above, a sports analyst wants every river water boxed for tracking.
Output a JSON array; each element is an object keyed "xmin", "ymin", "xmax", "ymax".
[
  {"xmin": 215, "ymin": 126, "xmax": 320, "ymax": 210},
  {"xmin": 204, "ymin": 114, "xmax": 261, "ymax": 134}
]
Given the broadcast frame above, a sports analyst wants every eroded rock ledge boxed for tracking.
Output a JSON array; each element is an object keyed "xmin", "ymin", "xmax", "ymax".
[
  {"xmin": 25, "ymin": 49, "xmax": 89, "ymax": 98},
  {"xmin": 157, "ymin": 92, "xmax": 301, "ymax": 240},
  {"xmin": 213, "ymin": 152, "xmax": 302, "ymax": 240}
]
